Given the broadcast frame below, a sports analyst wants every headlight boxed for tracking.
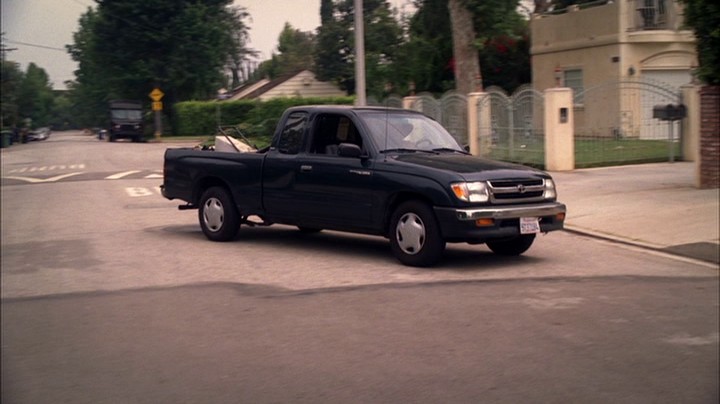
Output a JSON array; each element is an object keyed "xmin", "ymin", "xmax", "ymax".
[
  {"xmin": 544, "ymin": 179, "xmax": 556, "ymax": 199},
  {"xmin": 451, "ymin": 181, "xmax": 489, "ymax": 203}
]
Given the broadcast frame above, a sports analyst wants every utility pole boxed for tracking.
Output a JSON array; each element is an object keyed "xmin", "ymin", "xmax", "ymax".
[{"xmin": 354, "ymin": 0, "xmax": 366, "ymax": 106}]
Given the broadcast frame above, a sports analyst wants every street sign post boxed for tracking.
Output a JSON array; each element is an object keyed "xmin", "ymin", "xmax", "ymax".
[{"xmin": 149, "ymin": 88, "xmax": 164, "ymax": 138}]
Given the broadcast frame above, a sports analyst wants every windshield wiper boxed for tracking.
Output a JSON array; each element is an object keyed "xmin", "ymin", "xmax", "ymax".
[
  {"xmin": 431, "ymin": 147, "xmax": 471, "ymax": 155},
  {"xmin": 380, "ymin": 148, "xmax": 436, "ymax": 154}
]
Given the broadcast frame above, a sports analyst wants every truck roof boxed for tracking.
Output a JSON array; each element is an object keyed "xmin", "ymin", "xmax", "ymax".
[{"xmin": 284, "ymin": 105, "xmax": 424, "ymax": 115}]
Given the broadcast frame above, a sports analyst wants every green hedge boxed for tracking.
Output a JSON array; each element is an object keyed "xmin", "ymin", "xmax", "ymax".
[{"xmin": 173, "ymin": 97, "xmax": 355, "ymax": 140}]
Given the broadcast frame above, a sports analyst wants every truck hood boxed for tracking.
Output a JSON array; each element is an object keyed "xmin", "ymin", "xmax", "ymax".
[{"xmin": 392, "ymin": 153, "xmax": 550, "ymax": 181}]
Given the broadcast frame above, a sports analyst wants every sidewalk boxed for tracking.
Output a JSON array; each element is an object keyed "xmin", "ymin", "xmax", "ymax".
[{"xmin": 550, "ymin": 162, "xmax": 720, "ymax": 265}]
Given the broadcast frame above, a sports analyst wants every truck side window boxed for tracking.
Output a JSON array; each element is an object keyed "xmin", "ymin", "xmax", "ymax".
[
  {"xmin": 277, "ymin": 112, "xmax": 307, "ymax": 154},
  {"xmin": 311, "ymin": 114, "xmax": 362, "ymax": 156}
]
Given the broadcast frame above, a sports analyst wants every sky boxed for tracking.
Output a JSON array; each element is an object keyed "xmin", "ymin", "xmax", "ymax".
[{"xmin": 1, "ymin": 0, "xmax": 416, "ymax": 90}]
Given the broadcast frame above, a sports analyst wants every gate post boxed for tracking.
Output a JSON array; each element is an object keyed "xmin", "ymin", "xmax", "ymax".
[
  {"xmin": 681, "ymin": 84, "xmax": 700, "ymax": 162},
  {"xmin": 402, "ymin": 96, "xmax": 420, "ymax": 111},
  {"xmin": 467, "ymin": 92, "xmax": 490, "ymax": 156},
  {"xmin": 544, "ymin": 88, "xmax": 575, "ymax": 171}
]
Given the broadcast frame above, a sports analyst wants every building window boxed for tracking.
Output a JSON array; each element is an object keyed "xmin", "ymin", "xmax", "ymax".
[{"xmin": 564, "ymin": 69, "xmax": 584, "ymax": 105}]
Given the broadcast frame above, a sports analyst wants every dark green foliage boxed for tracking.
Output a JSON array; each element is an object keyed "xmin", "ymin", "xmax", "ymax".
[
  {"xmin": 314, "ymin": 0, "xmax": 402, "ymax": 96},
  {"xmin": 254, "ymin": 23, "xmax": 316, "ymax": 80},
  {"xmin": 393, "ymin": 0, "xmax": 455, "ymax": 94},
  {"xmin": 66, "ymin": 0, "xmax": 252, "ymax": 129},
  {"xmin": 479, "ymin": 34, "xmax": 531, "ymax": 93},
  {"xmin": 391, "ymin": 0, "xmax": 529, "ymax": 95},
  {"xmin": 172, "ymin": 97, "xmax": 355, "ymax": 140},
  {"xmin": 679, "ymin": 0, "xmax": 720, "ymax": 85},
  {"xmin": 1, "ymin": 60, "xmax": 24, "ymax": 128},
  {"xmin": 1, "ymin": 59, "xmax": 56, "ymax": 129}
]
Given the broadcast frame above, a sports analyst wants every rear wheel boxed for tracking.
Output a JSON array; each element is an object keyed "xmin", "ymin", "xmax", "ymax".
[
  {"xmin": 389, "ymin": 201, "xmax": 445, "ymax": 267},
  {"xmin": 198, "ymin": 186, "xmax": 240, "ymax": 241},
  {"xmin": 486, "ymin": 234, "xmax": 535, "ymax": 256}
]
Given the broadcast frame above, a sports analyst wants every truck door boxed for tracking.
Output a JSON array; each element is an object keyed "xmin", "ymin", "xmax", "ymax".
[
  {"xmin": 262, "ymin": 111, "xmax": 311, "ymax": 218},
  {"xmin": 292, "ymin": 114, "xmax": 376, "ymax": 230}
]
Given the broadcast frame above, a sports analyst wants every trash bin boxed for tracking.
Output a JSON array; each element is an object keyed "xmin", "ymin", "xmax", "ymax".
[{"xmin": 1, "ymin": 131, "xmax": 11, "ymax": 148}]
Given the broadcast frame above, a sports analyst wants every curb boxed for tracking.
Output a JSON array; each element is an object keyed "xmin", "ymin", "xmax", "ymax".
[{"xmin": 562, "ymin": 226, "xmax": 720, "ymax": 268}]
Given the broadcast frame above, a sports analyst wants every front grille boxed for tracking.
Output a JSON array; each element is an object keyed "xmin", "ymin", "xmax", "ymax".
[{"xmin": 488, "ymin": 178, "xmax": 546, "ymax": 203}]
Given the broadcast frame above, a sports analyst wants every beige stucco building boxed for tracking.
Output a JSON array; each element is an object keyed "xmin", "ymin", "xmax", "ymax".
[{"xmin": 531, "ymin": 0, "xmax": 697, "ymax": 139}]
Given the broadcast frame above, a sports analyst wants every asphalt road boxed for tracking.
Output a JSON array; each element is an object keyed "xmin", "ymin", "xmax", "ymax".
[{"xmin": 1, "ymin": 131, "xmax": 718, "ymax": 403}]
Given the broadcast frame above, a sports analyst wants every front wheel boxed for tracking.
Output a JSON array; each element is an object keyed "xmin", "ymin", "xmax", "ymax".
[
  {"xmin": 389, "ymin": 201, "xmax": 446, "ymax": 267},
  {"xmin": 486, "ymin": 234, "xmax": 536, "ymax": 256},
  {"xmin": 198, "ymin": 186, "xmax": 240, "ymax": 241}
]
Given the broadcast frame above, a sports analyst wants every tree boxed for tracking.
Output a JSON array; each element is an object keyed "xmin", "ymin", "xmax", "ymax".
[
  {"xmin": 273, "ymin": 23, "xmax": 316, "ymax": 77},
  {"xmin": 17, "ymin": 63, "xmax": 55, "ymax": 127},
  {"xmin": 392, "ymin": 0, "xmax": 528, "ymax": 95},
  {"xmin": 67, "ymin": 0, "xmax": 252, "ymax": 128},
  {"xmin": 315, "ymin": 0, "xmax": 402, "ymax": 96},
  {"xmin": 448, "ymin": 0, "xmax": 480, "ymax": 94},
  {"xmin": 479, "ymin": 33, "xmax": 531, "ymax": 93},
  {"xmin": 679, "ymin": 0, "xmax": 720, "ymax": 85},
  {"xmin": 226, "ymin": 7, "xmax": 256, "ymax": 89},
  {"xmin": 1, "ymin": 60, "xmax": 24, "ymax": 128}
]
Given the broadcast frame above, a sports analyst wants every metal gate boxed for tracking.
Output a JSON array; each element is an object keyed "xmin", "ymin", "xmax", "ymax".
[
  {"xmin": 573, "ymin": 77, "xmax": 683, "ymax": 167},
  {"xmin": 478, "ymin": 85, "xmax": 545, "ymax": 168},
  {"xmin": 407, "ymin": 91, "xmax": 468, "ymax": 146}
]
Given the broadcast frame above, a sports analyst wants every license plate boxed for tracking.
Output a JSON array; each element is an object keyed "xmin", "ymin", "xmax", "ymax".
[{"xmin": 520, "ymin": 217, "xmax": 540, "ymax": 234}]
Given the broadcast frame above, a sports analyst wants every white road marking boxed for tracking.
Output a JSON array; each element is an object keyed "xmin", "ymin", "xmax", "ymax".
[
  {"xmin": 8, "ymin": 164, "xmax": 85, "ymax": 173},
  {"xmin": 2, "ymin": 172, "xmax": 85, "ymax": 183},
  {"xmin": 106, "ymin": 170, "xmax": 141, "ymax": 180},
  {"xmin": 125, "ymin": 186, "xmax": 163, "ymax": 197},
  {"xmin": 144, "ymin": 173, "xmax": 163, "ymax": 179}
]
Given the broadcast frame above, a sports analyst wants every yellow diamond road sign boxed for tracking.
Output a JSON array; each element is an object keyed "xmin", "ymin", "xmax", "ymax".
[{"xmin": 149, "ymin": 88, "xmax": 164, "ymax": 101}]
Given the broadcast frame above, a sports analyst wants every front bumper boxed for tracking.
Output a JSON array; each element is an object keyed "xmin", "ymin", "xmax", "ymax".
[{"xmin": 434, "ymin": 202, "xmax": 566, "ymax": 242}]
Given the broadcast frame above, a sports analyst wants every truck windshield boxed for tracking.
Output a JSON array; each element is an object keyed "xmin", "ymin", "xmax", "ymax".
[
  {"xmin": 359, "ymin": 111, "xmax": 463, "ymax": 153},
  {"xmin": 111, "ymin": 109, "xmax": 142, "ymax": 121}
]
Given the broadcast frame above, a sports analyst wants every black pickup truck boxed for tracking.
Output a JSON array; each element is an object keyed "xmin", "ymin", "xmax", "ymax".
[{"xmin": 162, "ymin": 106, "xmax": 566, "ymax": 266}]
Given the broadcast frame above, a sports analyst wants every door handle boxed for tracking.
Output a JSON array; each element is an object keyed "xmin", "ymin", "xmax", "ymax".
[{"xmin": 300, "ymin": 165, "xmax": 313, "ymax": 172}]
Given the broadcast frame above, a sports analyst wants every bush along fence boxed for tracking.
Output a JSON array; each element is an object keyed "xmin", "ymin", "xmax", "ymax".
[{"xmin": 172, "ymin": 97, "xmax": 355, "ymax": 146}]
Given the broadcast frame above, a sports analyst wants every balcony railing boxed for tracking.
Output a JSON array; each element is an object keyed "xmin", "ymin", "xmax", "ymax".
[{"xmin": 631, "ymin": 0, "xmax": 681, "ymax": 31}]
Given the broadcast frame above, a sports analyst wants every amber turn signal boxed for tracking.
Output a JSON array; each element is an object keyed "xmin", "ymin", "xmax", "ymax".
[
  {"xmin": 475, "ymin": 218, "xmax": 495, "ymax": 227},
  {"xmin": 556, "ymin": 212, "xmax": 566, "ymax": 221}
]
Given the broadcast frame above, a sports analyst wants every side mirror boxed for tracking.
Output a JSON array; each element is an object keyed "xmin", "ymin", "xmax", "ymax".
[{"xmin": 337, "ymin": 143, "xmax": 363, "ymax": 158}]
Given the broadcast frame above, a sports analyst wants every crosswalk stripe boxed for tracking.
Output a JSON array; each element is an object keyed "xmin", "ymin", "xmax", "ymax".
[{"xmin": 3, "ymin": 172, "xmax": 84, "ymax": 183}]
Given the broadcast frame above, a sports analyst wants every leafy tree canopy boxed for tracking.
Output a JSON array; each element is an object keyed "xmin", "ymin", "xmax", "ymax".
[
  {"xmin": 679, "ymin": 0, "xmax": 720, "ymax": 85},
  {"xmin": 256, "ymin": 23, "xmax": 316, "ymax": 80},
  {"xmin": 314, "ymin": 0, "xmax": 402, "ymax": 96},
  {"xmin": 67, "ymin": 0, "xmax": 252, "ymax": 127}
]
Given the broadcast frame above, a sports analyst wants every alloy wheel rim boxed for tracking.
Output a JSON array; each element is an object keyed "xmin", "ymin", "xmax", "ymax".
[
  {"xmin": 396, "ymin": 212, "xmax": 425, "ymax": 255},
  {"xmin": 203, "ymin": 197, "xmax": 224, "ymax": 232}
]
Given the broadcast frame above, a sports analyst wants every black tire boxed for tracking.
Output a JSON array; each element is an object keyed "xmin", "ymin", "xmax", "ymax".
[
  {"xmin": 486, "ymin": 234, "xmax": 536, "ymax": 256},
  {"xmin": 198, "ymin": 186, "xmax": 240, "ymax": 241},
  {"xmin": 389, "ymin": 201, "xmax": 446, "ymax": 267}
]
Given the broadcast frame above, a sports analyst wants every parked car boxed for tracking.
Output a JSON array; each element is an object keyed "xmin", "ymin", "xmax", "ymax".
[{"xmin": 26, "ymin": 127, "xmax": 51, "ymax": 141}]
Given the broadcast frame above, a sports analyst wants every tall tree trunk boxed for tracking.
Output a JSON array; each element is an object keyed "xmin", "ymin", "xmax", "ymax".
[{"xmin": 448, "ymin": 0, "xmax": 481, "ymax": 94}]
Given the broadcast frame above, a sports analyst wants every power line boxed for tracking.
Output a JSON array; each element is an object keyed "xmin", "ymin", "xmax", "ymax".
[{"xmin": 5, "ymin": 39, "xmax": 66, "ymax": 52}]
